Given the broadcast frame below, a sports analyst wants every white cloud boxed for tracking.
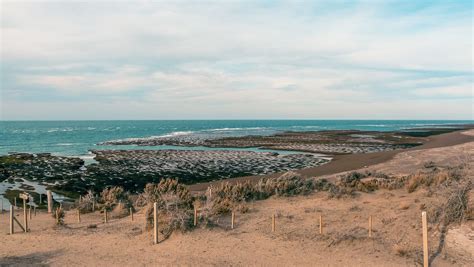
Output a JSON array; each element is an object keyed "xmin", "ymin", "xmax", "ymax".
[{"xmin": 1, "ymin": 1, "xmax": 472, "ymax": 119}]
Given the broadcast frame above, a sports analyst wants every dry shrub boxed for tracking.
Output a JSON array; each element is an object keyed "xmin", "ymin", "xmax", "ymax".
[
  {"xmin": 100, "ymin": 186, "xmax": 131, "ymax": 212},
  {"xmin": 52, "ymin": 207, "xmax": 65, "ymax": 225},
  {"xmin": 377, "ymin": 176, "xmax": 407, "ymax": 190},
  {"xmin": 328, "ymin": 186, "xmax": 356, "ymax": 198},
  {"xmin": 339, "ymin": 171, "xmax": 367, "ymax": 185},
  {"xmin": 312, "ymin": 178, "xmax": 332, "ymax": 191},
  {"xmin": 406, "ymin": 168, "xmax": 463, "ymax": 193},
  {"xmin": 425, "ymin": 182, "xmax": 471, "ymax": 225},
  {"xmin": 141, "ymin": 179, "xmax": 192, "ymax": 205},
  {"xmin": 443, "ymin": 182, "xmax": 471, "ymax": 224},
  {"xmin": 77, "ymin": 190, "xmax": 96, "ymax": 213},
  {"xmin": 256, "ymin": 171, "xmax": 314, "ymax": 197},
  {"xmin": 271, "ymin": 171, "xmax": 315, "ymax": 196},
  {"xmin": 208, "ymin": 172, "xmax": 316, "ymax": 215},
  {"xmin": 141, "ymin": 179, "xmax": 194, "ymax": 238},
  {"xmin": 211, "ymin": 181, "xmax": 257, "ymax": 214},
  {"xmin": 337, "ymin": 171, "xmax": 380, "ymax": 193}
]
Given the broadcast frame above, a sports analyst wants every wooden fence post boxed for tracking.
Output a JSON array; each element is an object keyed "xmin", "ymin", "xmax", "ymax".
[
  {"xmin": 39, "ymin": 194, "xmax": 42, "ymax": 204},
  {"xmin": 130, "ymin": 207, "xmax": 134, "ymax": 221},
  {"xmin": 29, "ymin": 206, "xmax": 32, "ymax": 220},
  {"xmin": 154, "ymin": 202, "xmax": 158, "ymax": 244},
  {"xmin": 422, "ymin": 211, "xmax": 428, "ymax": 267},
  {"xmin": 369, "ymin": 215, "xmax": 372, "ymax": 238},
  {"xmin": 55, "ymin": 208, "xmax": 59, "ymax": 224},
  {"xmin": 23, "ymin": 198, "xmax": 28, "ymax": 232},
  {"xmin": 10, "ymin": 206, "xmax": 14, "ymax": 235},
  {"xmin": 194, "ymin": 207, "xmax": 198, "ymax": 226},
  {"xmin": 34, "ymin": 206, "xmax": 36, "ymax": 216},
  {"xmin": 14, "ymin": 197, "xmax": 17, "ymax": 209},
  {"xmin": 319, "ymin": 214, "xmax": 323, "ymax": 234},
  {"xmin": 47, "ymin": 190, "xmax": 52, "ymax": 213},
  {"xmin": 1, "ymin": 199, "xmax": 3, "ymax": 213},
  {"xmin": 104, "ymin": 209, "xmax": 108, "ymax": 223},
  {"xmin": 231, "ymin": 211, "xmax": 235, "ymax": 229},
  {"xmin": 77, "ymin": 209, "xmax": 81, "ymax": 223},
  {"xmin": 272, "ymin": 214, "xmax": 275, "ymax": 232}
]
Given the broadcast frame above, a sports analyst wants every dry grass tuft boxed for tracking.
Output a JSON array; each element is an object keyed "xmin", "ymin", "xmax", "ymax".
[
  {"xmin": 405, "ymin": 167, "xmax": 464, "ymax": 193},
  {"xmin": 393, "ymin": 244, "xmax": 409, "ymax": 257}
]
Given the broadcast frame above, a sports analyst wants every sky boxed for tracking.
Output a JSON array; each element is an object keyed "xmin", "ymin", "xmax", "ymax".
[{"xmin": 1, "ymin": 0, "xmax": 473, "ymax": 120}]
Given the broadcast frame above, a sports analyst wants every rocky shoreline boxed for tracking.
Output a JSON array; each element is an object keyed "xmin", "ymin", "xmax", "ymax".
[
  {"xmin": 100, "ymin": 129, "xmax": 431, "ymax": 154},
  {"xmin": 0, "ymin": 149, "xmax": 329, "ymax": 198}
]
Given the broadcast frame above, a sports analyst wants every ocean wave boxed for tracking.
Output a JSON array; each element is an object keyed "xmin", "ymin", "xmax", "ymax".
[
  {"xmin": 47, "ymin": 128, "xmax": 74, "ymax": 133},
  {"xmin": 102, "ymin": 131, "xmax": 195, "ymax": 143},
  {"xmin": 78, "ymin": 154, "xmax": 95, "ymax": 160},
  {"xmin": 56, "ymin": 143, "xmax": 77, "ymax": 146},
  {"xmin": 205, "ymin": 127, "xmax": 268, "ymax": 132},
  {"xmin": 355, "ymin": 124, "xmax": 388, "ymax": 127},
  {"xmin": 155, "ymin": 131, "xmax": 194, "ymax": 138},
  {"xmin": 290, "ymin": 126, "xmax": 323, "ymax": 129}
]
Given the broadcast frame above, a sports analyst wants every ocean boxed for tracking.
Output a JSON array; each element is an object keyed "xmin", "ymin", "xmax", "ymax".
[{"xmin": 1, "ymin": 120, "xmax": 471, "ymax": 158}]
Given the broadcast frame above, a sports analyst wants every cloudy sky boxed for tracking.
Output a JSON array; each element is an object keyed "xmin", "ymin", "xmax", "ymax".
[{"xmin": 1, "ymin": 0, "xmax": 472, "ymax": 120}]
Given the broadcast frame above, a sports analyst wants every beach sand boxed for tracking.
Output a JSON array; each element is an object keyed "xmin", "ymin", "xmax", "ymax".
[{"xmin": 0, "ymin": 130, "xmax": 472, "ymax": 266}]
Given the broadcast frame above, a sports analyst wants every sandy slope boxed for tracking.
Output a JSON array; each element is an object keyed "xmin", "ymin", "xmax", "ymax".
[{"xmin": 0, "ymin": 131, "xmax": 473, "ymax": 266}]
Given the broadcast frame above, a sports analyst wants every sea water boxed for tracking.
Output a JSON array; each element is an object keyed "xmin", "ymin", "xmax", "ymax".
[{"xmin": 1, "ymin": 120, "xmax": 471, "ymax": 157}]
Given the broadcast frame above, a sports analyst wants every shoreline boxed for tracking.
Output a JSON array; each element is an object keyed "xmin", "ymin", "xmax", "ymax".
[
  {"xmin": 188, "ymin": 128, "xmax": 474, "ymax": 191},
  {"xmin": 2, "ymin": 125, "xmax": 473, "ymax": 197}
]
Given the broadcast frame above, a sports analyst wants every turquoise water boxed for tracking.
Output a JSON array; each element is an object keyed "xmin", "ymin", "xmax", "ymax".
[{"xmin": 1, "ymin": 120, "xmax": 471, "ymax": 157}]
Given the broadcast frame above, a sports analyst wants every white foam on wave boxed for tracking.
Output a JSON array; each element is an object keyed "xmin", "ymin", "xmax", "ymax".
[
  {"xmin": 103, "ymin": 131, "xmax": 195, "ymax": 143},
  {"xmin": 356, "ymin": 124, "xmax": 388, "ymax": 127},
  {"xmin": 156, "ymin": 131, "xmax": 195, "ymax": 138},
  {"xmin": 47, "ymin": 127, "xmax": 74, "ymax": 133},
  {"xmin": 56, "ymin": 143, "xmax": 77, "ymax": 146},
  {"xmin": 290, "ymin": 126, "xmax": 323, "ymax": 129},
  {"xmin": 206, "ymin": 127, "xmax": 268, "ymax": 132}
]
